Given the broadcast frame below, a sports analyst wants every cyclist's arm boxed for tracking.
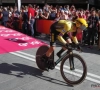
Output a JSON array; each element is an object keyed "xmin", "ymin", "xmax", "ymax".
[
  {"xmin": 72, "ymin": 36, "xmax": 78, "ymax": 44},
  {"xmin": 72, "ymin": 32, "xmax": 79, "ymax": 44},
  {"xmin": 57, "ymin": 30, "xmax": 67, "ymax": 45},
  {"xmin": 57, "ymin": 21, "xmax": 70, "ymax": 45}
]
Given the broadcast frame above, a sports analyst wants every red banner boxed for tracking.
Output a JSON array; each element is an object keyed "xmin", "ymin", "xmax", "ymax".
[{"xmin": 36, "ymin": 20, "xmax": 55, "ymax": 34}]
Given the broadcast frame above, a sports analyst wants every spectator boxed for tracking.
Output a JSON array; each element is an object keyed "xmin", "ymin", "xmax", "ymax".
[
  {"xmin": 9, "ymin": 7, "xmax": 13, "ymax": 17},
  {"xmin": 87, "ymin": 10, "xmax": 100, "ymax": 48},
  {"xmin": 85, "ymin": 10, "xmax": 90, "ymax": 20},
  {"xmin": 1, "ymin": 7, "xmax": 9, "ymax": 27},
  {"xmin": 60, "ymin": 10, "xmax": 67, "ymax": 20},
  {"xmin": 0, "ymin": 9, "xmax": 2, "ymax": 24},
  {"xmin": 49, "ymin": 10, "xmax": 56, "ymax": 20},
  {"xmin": 38, "ymin": 9, "xmax": 44, "ymax": 19},
  {"xmin": 43, "ymin": 3, "xmax": 49, "ymax": 11},
  {"xmin": 28, "ymin": 4, "xmax": 36, "ymax": 37},
  {"xmin": 35, "ymin": 5, "xmax": 40, "ymax": 13},
  {"xmin": 98, "ymin": 28, "xmax": 100, "ymax": 50},
  {"xmin": 41, "ymin": 9, "xmax": 49, "ymax": 19},
  {"xmin": 64, "ymin": 5, "xmax": 67, "ymax": 11},
  {"xmin": 64, "ymin": 10, "xmax": 69, "ymax": 20},
  {"xmin": 55, "ymin": 13, "xmax": 60, "ymax": 21},
  {"xmin": 22, "ymin": 6, "xmax": 28, "ymax": 34},
  {"xmin": 78, "ymin": 9, "xmax": 86, "ymax": 19},
  {"xmin": 97, "ymin": 10, "xmax": 100, "ymax": 50},
  {"xmin": 66, "ymin": 5, "xmax": 70, "ymax": 11},
  {"xmin": 59, "ymin": 6, "xmax": 63, "ymax": 11},
  {"xmin": 12, "ymin": 6, "xmax": 20, "ymax": 31},
  {"xmin": 51, "ymin": 6, "xmax": 57, "ymax": 13},
  {"xmin": 70, "ymin": 5, "xmax": 76, "ymax": 14},
  {"xmin": 6, "ymin": 17, "xmax": 13, "ymax": 28}
]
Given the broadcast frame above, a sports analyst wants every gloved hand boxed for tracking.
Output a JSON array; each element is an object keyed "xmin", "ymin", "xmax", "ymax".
[
  {"xmin": 65, "ymin": 43, "xmax": 73, "ymax": 49},
  {"xmin": 76, "ymin": 44, "xmax": 82, "ymax": 51}
]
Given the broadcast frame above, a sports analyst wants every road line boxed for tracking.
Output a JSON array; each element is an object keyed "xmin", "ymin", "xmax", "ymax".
[
  {"xmin": 57, "ymin": 64, "xmax": 100, "ymax": 80},
  {"xmin": 10, "ymin": 51, "xmax": 100, "ymax": 80},
  {"xmin": 12, "ymin": 51, "xmax": 100, "ymax": 80},
  {"xmin": 10, "ymin": 52, "xmax": 35, "ymax": 62},
  {"xmin": 10, "ymin": 51, "xmax": 100, "ymax": 84},
  {"xmin": 56, "ymin": 67, "xmax": 100, "ymax": 84},
  {"xmin": 15, "ymin": 51, "xmax": 35, "ymax": 58}
]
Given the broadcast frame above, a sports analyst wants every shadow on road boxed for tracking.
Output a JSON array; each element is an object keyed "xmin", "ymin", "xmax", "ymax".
[
  {"xmin": 81, "ymin": 46, "xmax": 100, "ymax": 55},
  {"xmin": 0, "ymin": 63, "xmax": 73, "ymax": 87}
]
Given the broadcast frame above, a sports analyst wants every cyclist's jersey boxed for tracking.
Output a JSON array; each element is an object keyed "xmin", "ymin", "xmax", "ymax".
[{"xmin": 50, "ymin": 20, "xmax": 79, "ymax": 45}]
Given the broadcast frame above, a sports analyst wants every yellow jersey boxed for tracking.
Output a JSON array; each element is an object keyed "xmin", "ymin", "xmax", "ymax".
[{"xmin": 54, "ymin": 20, "xmax": 78, "ymax": 45}]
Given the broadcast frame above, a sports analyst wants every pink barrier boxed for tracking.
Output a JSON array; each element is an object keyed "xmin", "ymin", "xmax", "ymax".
[
  {"xmin": 0, "ymin": 25, "xmax": 46, "ymax": 54},
  {"xmin": 36, "ymin": 20, "xmax": 82, "ymax": 41}
]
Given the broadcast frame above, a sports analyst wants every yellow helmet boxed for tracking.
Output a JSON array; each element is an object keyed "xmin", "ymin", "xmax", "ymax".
[{"xmin": 76, "ymin": 18, "xmax": 88, "ymax": 28}]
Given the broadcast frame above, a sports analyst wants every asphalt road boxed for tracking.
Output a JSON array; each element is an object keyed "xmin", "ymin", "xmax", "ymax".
[{"xmin": 0, "ymin": 37, "xmax": 100, "ymax": 90}]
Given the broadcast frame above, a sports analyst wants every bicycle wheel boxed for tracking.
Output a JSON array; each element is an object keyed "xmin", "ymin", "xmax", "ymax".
[
  {"xmin": 36, "ymin": 45, "xmax": 54, "ymax": 71},
  {"xmin": 60, "ymin": 53, "xmax": 87, "ymax": 85}
]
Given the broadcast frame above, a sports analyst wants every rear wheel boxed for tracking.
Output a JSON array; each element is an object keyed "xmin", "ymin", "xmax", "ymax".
[
  {"xmin": 36, "ymin": 45, "xmax": 54, "ymax": 71},
  {"xmin": 60, "ymin": 53, "xmax": 87, "ymax": 85}
]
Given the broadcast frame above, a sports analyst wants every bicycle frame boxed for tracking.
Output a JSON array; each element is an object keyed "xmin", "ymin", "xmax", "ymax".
[
  {"xmin": 55, "ymin": 51, "xmax": 67, "ymax": 66},
  {"xmin": 54, "ymin": 49, "xmax": 75, "ymax": 70},
  {"xmin": 55, "ymin": 49, "xmax": 73, "ymax": 65}
]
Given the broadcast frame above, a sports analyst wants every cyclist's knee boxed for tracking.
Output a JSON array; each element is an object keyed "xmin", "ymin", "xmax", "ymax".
[{"xmin": 50, "ymin": 46, "xmax": 55, "ymax": 51}]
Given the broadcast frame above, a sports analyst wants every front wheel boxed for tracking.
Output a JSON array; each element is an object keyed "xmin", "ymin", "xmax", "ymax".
[{"xmin": 60, "ymin": 53, "xmax": 87, "ymax": 85}]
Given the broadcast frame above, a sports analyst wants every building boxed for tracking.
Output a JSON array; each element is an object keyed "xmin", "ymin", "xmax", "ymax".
[
  {"xmin": 95, "ymin": 0, "xmax": 100, "ymax": 7},
  {"xmin": 0, "ymin": 0, "xmax": 97, "ymax": 8}
]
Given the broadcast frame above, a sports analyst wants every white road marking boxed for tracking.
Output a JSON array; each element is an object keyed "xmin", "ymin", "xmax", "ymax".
[
  {"xmin": 10, "ymin": 52, "xmax": 35, "ymax": 61},
  {"xmin": 15, "ymin": 51, "xmax": 35, "ymax": 58},
  {"xmin": 13, "ymin": 51, "xmax": 100, "ymax": 80},
  {"xmin": 57, "ymin": 64, "xmax": 100, "ymax": 80},
  {"xmin": 10, "ymin": 51, "xmax": 100, "ymax": 84},
  {"xmin": 56, "ymin": 67, "xmax": 100, "ymax": 84}
]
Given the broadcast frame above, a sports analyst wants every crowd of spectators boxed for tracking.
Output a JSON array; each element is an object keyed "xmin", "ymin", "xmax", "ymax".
[{"xmin": 0, "ymin": 4, "xmax": 100, "ymax": 50}]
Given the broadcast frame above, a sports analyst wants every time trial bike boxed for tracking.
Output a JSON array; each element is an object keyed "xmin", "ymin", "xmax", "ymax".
[{"xmin": 36, "ymin": 45, "xmax": 87, "ymax": 85}]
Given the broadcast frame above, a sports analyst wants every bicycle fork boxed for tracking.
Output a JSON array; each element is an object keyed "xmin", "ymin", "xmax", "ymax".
[{"xmin": 69, "ymin": 52, "xmax": 75, "ymax": 70}]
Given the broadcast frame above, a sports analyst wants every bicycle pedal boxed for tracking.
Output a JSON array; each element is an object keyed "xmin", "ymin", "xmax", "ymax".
[
  {"xmin": 49, "ymin": 67, "xmax": 55, "ymax": 70},
  {"xmin": 70, "ymin": 68, "xmax": 75, "ymax": 70},
  {"xmin": 48, "ymin": 65, "xmax": 55, "ymax": 70},
  {"xmin": 45, "ymin": 67, "xmax": 49, "ymax": 72}
]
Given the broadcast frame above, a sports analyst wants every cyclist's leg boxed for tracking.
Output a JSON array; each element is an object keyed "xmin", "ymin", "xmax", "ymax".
[
  {"xmin": 42, "ymin": 46, "xmax": 55, "ymax": 69},
  {"xmin": 42, "ymin": 24, "xmax": 57, "ymax": 69},
  {"xmin": 43, "ymin": 23, "xmax": 57, "ymax": 59},
  {"xmin": 46, "ymin": 46, "xmax": 55, "ymax": 57},
  {"xmin": 42, "ymin": 37, "xmax": 55, "ymax": 61},
  {"xmin": 45, "ymin": 34, "xmax": 57, "ymax": 69}
]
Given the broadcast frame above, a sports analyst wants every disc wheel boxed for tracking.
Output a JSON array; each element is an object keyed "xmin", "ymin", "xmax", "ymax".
[{"xmin": 36, "ymin": 45, "xmax": 54, "ymax": 71}]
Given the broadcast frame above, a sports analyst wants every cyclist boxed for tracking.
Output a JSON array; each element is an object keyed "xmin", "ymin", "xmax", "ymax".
[{"xmin": 42, "ymin": 18, "xmax": 88, "ymax": 70}]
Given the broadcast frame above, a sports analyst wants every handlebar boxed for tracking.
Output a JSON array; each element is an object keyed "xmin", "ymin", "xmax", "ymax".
[{"xmin": 65, "ymin": 43, "xmax": 83, "ymax": 52}]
